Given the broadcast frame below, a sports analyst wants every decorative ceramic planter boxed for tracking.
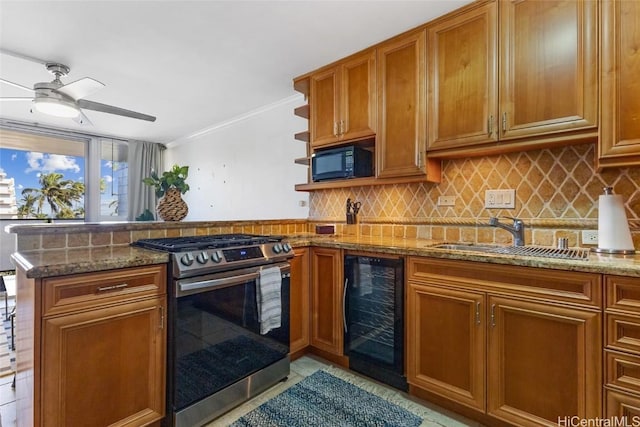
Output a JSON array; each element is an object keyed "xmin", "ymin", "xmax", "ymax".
[{"xmin": 157, "ymin": 187, "xmax": 188, "ymax": 221}]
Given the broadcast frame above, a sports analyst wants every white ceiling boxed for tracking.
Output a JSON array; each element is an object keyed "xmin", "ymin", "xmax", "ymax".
[{"xmin": 0, "ymin": 0, "xmax": 471, "ymax": 145}]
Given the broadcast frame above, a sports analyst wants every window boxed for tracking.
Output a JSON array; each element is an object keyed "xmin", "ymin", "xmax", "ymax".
[
  {"xmin": 99, "ymin": 139, "xmax": 128, "ymax": 220},
  {"xmin": 0, "ymin": 126, "xmax": 128, "ymax": 222}
]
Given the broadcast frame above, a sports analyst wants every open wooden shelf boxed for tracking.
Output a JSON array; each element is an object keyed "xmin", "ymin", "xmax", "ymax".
[
  {"xmin": 294, "ymin": 171, "xmax": 441, "ymax": 191},
  {"xmin": 293, "ymin": 77, "xmax": 310, "ymax": 95},
  {"xmin": 294, "ymin": 104, "xmax": 310, "ymax": 119},
  {"xmin": 294, "ymin": 131, "xmax": 310, "ymax": 142},
  {"xmin": 294, "ymin": 156, "xmax": 311, "ymax": 166}
]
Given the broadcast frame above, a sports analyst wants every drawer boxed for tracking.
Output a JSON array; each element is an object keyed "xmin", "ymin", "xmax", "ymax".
[
  {"xmin": 607, "ymin": 275, "xmax": 640, "ymax": 314},
  {"xmin": 43, "ymin": 265, "xmax": 166, "ymax": 317},
  {"xmin": 606, "ymin": 313, "xmax": 640, "ymax": 355},
  {"xmin": 605, "ymin": 388, "xmax": 640, "ymax": 419},
  {"xmin": 606, "ymin": 350, "xmax": 640, "ymax": 394},
  {"xmin": 407, "ymin": 257, "xmax": 602, "ymax": 308}
]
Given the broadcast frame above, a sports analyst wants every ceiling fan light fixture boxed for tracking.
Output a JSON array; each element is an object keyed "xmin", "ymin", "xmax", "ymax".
[{"xmin": 34, "ymin": 97, "xmax": 80, "ymax": 118}]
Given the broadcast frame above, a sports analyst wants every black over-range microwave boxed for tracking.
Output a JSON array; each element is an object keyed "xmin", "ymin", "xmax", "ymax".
[{"xmin": 311, "ymin": 145, "xmax": 374, "ymax": 182}]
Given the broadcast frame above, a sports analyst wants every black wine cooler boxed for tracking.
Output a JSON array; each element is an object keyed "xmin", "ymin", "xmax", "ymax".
[{"xmin": 343, "ymin": 255, "xmax": 407, "ymax": 391}]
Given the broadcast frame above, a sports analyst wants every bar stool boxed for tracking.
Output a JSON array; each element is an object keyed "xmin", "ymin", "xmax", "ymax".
[
  {"xmin": 0, "ymin": 276, "xmax": 16, "ymax": 350},
  {"xmin": 0, "ymin": 275, "xmax": 6, "ymax": 320}
]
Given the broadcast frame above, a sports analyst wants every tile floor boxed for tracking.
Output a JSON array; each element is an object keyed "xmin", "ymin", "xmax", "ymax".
[
  {"xmin": 208, "ymin": 355, "xmax": 480, "ymax": 427},
  {"xmin": 1, "ymin": 355, "xmax": 479, "ymax": 427},
  {"xmin": 0, "ymin": 372, "xmax": 15, "ymax": 427}
]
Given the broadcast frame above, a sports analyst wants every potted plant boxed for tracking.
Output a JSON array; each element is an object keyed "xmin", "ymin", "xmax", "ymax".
[{"xmin": 143, "ymin": 165, "xmax": 190, "ymax": 221}]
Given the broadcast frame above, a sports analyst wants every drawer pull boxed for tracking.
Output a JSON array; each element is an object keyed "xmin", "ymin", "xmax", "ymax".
[
  {"xmin": 96, "ymin": 283, "xmax": 129, "ymax": 292},
  {"xmin": 159, "ymin": 306, "xmax": 165, "ymax": 330}
]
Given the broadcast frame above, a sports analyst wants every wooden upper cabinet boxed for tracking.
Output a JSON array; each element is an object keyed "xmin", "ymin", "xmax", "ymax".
[
  {"xmin": 310, "ymin": 67, "xmax": 339, "ymax": 147},
  {"xmin": 427, "ymin": 0, "xmax": 597, "ymax": 156},
  {"xmin": 499, "ymin": 0, "xmax": 597, "ymax": 140},
  {"xmin": 598, "ymin": 0, "xmax": 640, "ymax": 168},
  {"xmin": 310, "ymin": 50, "xmax": 376, "ymax": 148},
  {"xmin": 377, "ymin": 29, "xmax": 428, "ymax": 178},
  {"xmin": 427, "ymin": 1, "xmax": 498, "ymax": 151},
  {"xmin": 341, "ymin": 51, "xmax": 377, "ymax": 142}
]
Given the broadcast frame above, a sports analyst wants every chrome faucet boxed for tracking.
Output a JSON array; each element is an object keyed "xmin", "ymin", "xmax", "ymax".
[{"xmin": 489, "ymin": 217, "xmax": 525, "ymax": 246}]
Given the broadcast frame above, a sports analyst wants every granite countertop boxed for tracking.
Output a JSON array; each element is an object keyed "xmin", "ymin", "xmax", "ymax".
[
  {"xmin": 288, "ymin": 234, "xmax": 640, "ymax": 277},
  {"xmin": 11, "ymin": 234, "xmax": 640, "ymax": 279},
  {"xmin": 12, "ymin": 246, "xmax": 170, "ymax": 279}
]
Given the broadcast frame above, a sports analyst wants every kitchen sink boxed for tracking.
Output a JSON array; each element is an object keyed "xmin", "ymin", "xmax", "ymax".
[
  {"xmin": 430, "ymin": 244, "xmax": 499, "ymax": 252},
  {"xmin": 429, "ymin": 243, "xmax": 590, "ymax": 261}
]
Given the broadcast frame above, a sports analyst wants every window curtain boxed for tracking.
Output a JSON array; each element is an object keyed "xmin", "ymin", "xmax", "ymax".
[{"xmin": 127, "ymin": 140, "xmax": 165, "ymax": 221}]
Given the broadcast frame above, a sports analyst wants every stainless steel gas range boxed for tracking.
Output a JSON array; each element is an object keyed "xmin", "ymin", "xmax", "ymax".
[{"xmin": 133, "ymin": 234, "xmax": 294, "ymax": 427}]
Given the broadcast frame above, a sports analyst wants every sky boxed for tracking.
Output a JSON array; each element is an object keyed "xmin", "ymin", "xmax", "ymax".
[{"xmin": 0, "ymin": 147, "xmax": 120, "ymax": 217}]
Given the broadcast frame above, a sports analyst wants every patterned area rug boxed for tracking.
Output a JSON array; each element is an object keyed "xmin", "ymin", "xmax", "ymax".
[{"xmin": 230, "ymin": 370, "xmax": 422, "ymax": 427}]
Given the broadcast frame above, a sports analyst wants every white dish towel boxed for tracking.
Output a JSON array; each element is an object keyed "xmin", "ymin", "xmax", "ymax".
[{"xmin": 257, "ymin": 266, "xmax": 282, "ymax": 335}]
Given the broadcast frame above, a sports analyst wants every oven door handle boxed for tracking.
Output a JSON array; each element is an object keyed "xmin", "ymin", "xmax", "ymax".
[
  {"xmin": 178, "ymin": 271, "xmax": 260, "ymax": 293},
  {"xmin": 176, "ymin": 264, "xmax": 290, "ymax": 295}
]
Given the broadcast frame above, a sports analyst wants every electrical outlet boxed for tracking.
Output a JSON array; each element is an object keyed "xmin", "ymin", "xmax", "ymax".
[
  {"xmin": 581, "ymin": 230, "xmax": 598, "ymax": 245},
  {"xmin": 485, "ymin": 189, "xmax": 516, "ymax": 209},
  {"xmin": 438, "ymin": 195, "xmax": 455, "ymax": 206}
]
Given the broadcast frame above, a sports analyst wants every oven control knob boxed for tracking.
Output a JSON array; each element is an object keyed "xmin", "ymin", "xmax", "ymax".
[
  {"xmin": 210, "ymin": 250, "xmax": 223, "ymax": 263},
  {"xmin": 196, "ymin": 251, "xmax": 209, "ymax": 264},
  {"xmin": 282, "ymin": 243, "xmax": 292, "ymax": 253},
  {"xmin": 272, "ymin": 243, "xmax": 283, "ymax": 254},
  {"xmin": 180, "ymin": 253, "xmax": 195, "ymax": 267}
]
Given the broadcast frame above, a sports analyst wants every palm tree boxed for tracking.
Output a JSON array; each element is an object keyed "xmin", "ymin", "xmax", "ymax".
[
  {"xmin": 16, "ymin": 193, "xmax": 38, "ymax": 218},
  {"xmin": 21, "ymin": 173, "xmax": 85, "ymax": 218}
]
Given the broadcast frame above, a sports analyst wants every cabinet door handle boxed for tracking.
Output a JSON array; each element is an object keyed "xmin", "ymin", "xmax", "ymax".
[
  {"xmin": 490, "ymin": 304, "xmax": 496, "ymax": 328},
  {"xmin": 488, "ymin": 115, "xmax": 493, "ymax": 136},
  {"xmin": 343, "ymin": 278, "xmax": 348, "ymax": 333},
  {"xmin": 96, "ymin": 283, "xmax": 128, "ymax": 292},
  {"xmin": 475, "ymin": 302, "xmax": 481, "ymax": 325},
  {"xmin": 340, "ymin": 120, "xmax": 345, "ymax": 135},
  {"xmin": 159, "ymin": 306, "xmax": 164, "ymax": 330},
  {"xmin": 333, "ymin": 122, "xmax": 338, "ymax": 137},
  {"xmin": 502, "ymin": 112, "xmax": 507, "ymax": 133}
]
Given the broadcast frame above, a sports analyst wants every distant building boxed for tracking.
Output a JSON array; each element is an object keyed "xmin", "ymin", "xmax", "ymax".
[{"xmin": 0, "ymin": 172, "xmax": 18, "ymax": 219}]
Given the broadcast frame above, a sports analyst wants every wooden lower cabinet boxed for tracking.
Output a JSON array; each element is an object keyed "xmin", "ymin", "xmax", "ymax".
[
  {"xmin": 407, "ymin": 283, "xmax": 485, "ymax": 411},
  {"xmin": 290, "ymin": 247, "xmax": 310, "ymax": 355},
  {"xmin": 606, "ymin": 389, "xmax": 640, "ymax": 420},
  {"xmin": 310, "ymin": 247, "xmax": 343, "ymax": 356},
  {"xmin": 604, "ymin": 275, "xmax": 640, "ymax": 418},
  {"xmin": 487, "ymin": 296, "xmax": 601, "ymax": 426},
  {"xmin": 42, "ymin": 296, "xmax": 166, "ymax": 426},
  {"xmin": 16, "ymin": 265, "xmax": 167, "ymax": 427},
  {"xmin": 406, "ymin": 257, "xmax": 602, "ymax": 427}
]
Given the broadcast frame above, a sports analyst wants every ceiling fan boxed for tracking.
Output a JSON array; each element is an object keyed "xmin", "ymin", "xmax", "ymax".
[{"xmin": 0, "ymin": 51, "xmax": 156, "ymax": 124}]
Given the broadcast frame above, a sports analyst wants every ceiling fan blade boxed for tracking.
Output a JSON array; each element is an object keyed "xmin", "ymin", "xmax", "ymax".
[
  {"xmin": 0, "ymin": 78, "xmax": 34, "ymax": 94},
  {"xmin": 73, "ymin": 110, "xmax": 93, "ymax": 126},
  {"xmin": 56, "ymin": 77, "xmax": 105, "ymax": 100},
  {"xmin": 0, "ymin": 48, "xmax": 48, "ymax": 65},
  {"xmin": 0, "ymin": 97, "xmax": 33, "ymax": 101},
  {"xmin": 78, "ymin": 99, "xmax": 156, "ymax": 122}
]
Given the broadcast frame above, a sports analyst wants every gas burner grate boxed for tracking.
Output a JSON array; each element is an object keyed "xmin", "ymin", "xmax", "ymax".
[{"xmin": 132, "ymin": 234, "xmax": 279, "ymax": 252}]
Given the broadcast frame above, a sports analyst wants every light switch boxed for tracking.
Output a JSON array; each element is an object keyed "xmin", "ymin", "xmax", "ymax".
[
  {"xmin": 485, "ymin": 189, "xmax": 516, "ymax": 209},
  {"xmin": 437, "ymin": 196, "xmax": 455, "ymax": 206}
]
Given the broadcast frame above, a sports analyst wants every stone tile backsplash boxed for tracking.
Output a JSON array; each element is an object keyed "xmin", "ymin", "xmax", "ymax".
[{"xmin": 309, "ymin": 143, "xmax": 640, "ymax": 247}]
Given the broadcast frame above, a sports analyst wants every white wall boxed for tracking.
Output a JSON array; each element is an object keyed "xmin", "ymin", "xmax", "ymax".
[
  {"xmin": 165, "ymin": 96, "xmax": 309, "ymax": 221},
  {"xmin": 1, "ymin": 219, "xmax": 28, "ymax": 271}
]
